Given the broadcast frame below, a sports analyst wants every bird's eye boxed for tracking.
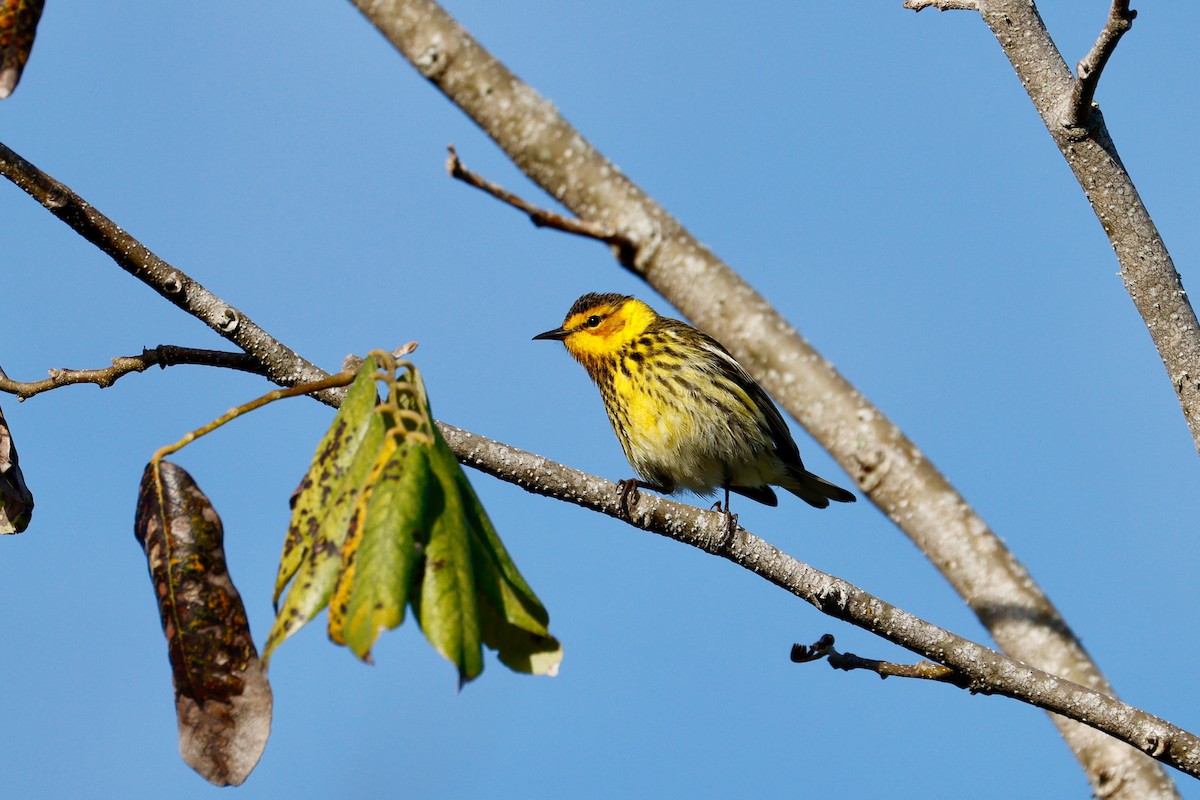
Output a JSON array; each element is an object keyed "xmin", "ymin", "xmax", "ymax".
[{"xmin": 586, "ymin": 315, "xmax": 602, "ymax": 328}]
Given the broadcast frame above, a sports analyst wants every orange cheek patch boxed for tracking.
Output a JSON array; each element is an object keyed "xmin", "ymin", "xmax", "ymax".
[{"xmin": 597, "ymin": 317, "xmax": 626, "ymax": 337}]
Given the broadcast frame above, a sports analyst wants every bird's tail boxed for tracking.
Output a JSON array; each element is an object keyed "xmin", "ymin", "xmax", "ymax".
[{"xmin": 781, "ymin": 466, "xmax": 856, "ymax": 509}]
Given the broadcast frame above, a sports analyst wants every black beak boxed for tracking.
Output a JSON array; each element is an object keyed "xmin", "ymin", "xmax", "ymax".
[{"xmin": 533, "ymin": 327, "xmax": 570, "ymax": 341}]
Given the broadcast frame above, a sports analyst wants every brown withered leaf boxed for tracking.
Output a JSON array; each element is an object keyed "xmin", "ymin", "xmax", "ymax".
[
  {"xmin": 135, "ymin": 460, "xmax": 272, "ymax": 786},
  {"xmin": 0, "ymin": 0, "xmax": 44, "ymax": 99},
  {"xmin": 0, "ymin": 403, "xmax": 33, "ymax": 534}
]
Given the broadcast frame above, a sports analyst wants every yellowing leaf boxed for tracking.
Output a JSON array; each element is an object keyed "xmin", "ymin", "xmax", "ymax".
[
  {"xmin": 329, "ymin": 439, "xmax": 429, "ymax": 660},
  {"xmin": 268, "ymin": 352, "xmax": 560, "ymax": 684},
  {"xmin": 264, "ymin": 356, "xmax": 384, "ymax": 662}
]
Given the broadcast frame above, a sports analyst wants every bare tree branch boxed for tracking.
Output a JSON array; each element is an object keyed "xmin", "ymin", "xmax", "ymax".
[
  {"xmin": 948, "ymin": 1, "xmax": 1200, "ymax": 454},
  {"xmin": 0, "ymin": 140, "xmax": 337, "ymax": 403},
  {"xmin": 7, "ymin": 132, "xmax": 1199, "ymax": 782},
  {"xmin": 1066, "ymin": 1, "xmax": 1138, "ymax": 131},
  {"xmin": 440, "ymin": 422, "xmax": 1200, "ymax": 779},
  {"xmin": 903, "ymin": 0, "xmax": 978, "ymax": 11},
  {"xmin": 909, "ymin": 7, "xmax": 1191, "ymax": 792},
  {"xmin": 345, "ymin": 3, "xmax": 1168, "ymax": 793},
  {"xmin": 0, "ymin": 346, "xmax": 266, "ymax": 400}
]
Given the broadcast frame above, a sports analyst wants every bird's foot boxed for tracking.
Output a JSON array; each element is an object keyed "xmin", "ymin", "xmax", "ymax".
[
  {"xmin": 618, "ymin": 479, "xmax": 672, "ymax": 516},
  {"xmin": 709, "ymin": 499, "xmax": 739, "ymax": 542},
  {"xmin": 617, "ymin": 479, "xmax": 642, "ymax": 516}
]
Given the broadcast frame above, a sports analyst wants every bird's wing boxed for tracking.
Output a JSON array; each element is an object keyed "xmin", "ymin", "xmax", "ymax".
[{"xmin": 695, "ymin": 334, "xmax": 806, "ymax": 469}]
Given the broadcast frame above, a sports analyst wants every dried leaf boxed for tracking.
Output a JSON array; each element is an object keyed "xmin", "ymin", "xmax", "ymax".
[
  {"xmin": 0, "ymin": 0, "xmax": 45, "ymax": 99},
  {"xmin": 135, "ymin": 460, "xmax": 272, "ymax": 786},
  {"xmin": 0, "ymin": 403, "xmax": 33, "ymax": 534}
]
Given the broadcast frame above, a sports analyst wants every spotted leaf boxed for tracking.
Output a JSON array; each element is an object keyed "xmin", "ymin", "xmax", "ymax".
[
  {"xmin": 264, "ymin": 355, "xmax": 386, "ymax": 662},
  {"xmin": 134, "ymin": 460, "xmax": 271, "ymax": 786}
]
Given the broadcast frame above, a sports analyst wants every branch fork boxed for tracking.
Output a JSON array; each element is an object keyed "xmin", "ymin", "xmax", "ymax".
[{"xmin": 1064, "ymin": 1, "xmax": 1137, "ymax": 134}]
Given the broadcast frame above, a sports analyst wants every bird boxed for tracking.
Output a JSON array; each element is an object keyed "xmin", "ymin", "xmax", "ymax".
[{"xmin": 533, "ymin": 292, "xmax": 856, "ymax": 517}]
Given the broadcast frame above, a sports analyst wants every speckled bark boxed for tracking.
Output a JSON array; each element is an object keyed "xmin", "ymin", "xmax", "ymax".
[
  {"xmin": 973, "ymin": 1, "xmax": 1199, "ymax": 458},
  {"xmin": 439, "ymin": 424, "xmax": 1200, "ymax": 782},
  {"xmin": 350, "ymin": 1, "xmax": 1181, "ymax": 795}
]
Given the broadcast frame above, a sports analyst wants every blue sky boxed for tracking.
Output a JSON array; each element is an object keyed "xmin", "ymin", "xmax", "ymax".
[{"xmin": 3, "ymin": 2, "xmax": 1199, "ymax": 798}]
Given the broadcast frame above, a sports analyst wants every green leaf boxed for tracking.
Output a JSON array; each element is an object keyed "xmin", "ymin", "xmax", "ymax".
[
  {"xmin": 134, "ymin": 460, "xmax": 272, "ymax": 786},
  {"xmin": 439, "ymin": 432, "xmax": 561, "ymax": 677},
  {"xmin": 416, "ymin": 438, "xmax": 484, "ymax": 684},
  {"xmin": 264, "ymin": 356, "xmax": 384, "ymax": 662},
  {"xmin": 420, "ymin": 402, "xmax": 559, "ymax": 681},
  {"xmin": 329, "ymin": 439, "xmax": 429, "ymax": 660}
]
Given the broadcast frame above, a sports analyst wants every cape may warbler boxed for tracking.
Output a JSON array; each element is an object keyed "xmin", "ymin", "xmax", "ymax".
[{"xmin": 534, "ymin": 293, "xmax": 856, "ymax": 513}]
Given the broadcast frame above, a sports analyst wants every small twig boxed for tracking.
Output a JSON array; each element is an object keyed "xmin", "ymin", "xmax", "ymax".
[
  {"xmin": 0, "ymin": 346, "xmax": 267, "ymax": 401},
  {"xmin": 791, "ymin": 634, "xmax": 973, "ymax": 689},
  {"xmin": 1065, "ymin": 0, "xmax": 1137, "ymax": 132},
  {"xmin": 151, "ymin": 370, "xmax": 357, "ymax": 464},
  {"xmin": 902, "ymin": 0, "xmax": 978, "ymax": 11},
  {"xmin": 445, "ymin": 145, "xmax": 638, "ymax": 266}
]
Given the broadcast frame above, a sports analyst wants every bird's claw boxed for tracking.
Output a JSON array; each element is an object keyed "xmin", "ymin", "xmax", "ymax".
[
  {"xmin": 709, "ymin": 499, "xmax": 738, "ymax": 541},
  {"xmin": 617, "ymin": 479, "xmax": 641, "ymax": 515}
]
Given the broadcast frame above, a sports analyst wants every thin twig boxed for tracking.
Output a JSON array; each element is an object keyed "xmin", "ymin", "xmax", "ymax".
[
  {"xmin": 151, "ymin": 370, "xmax": 357, "ymax": 464},
  {"xmin": 1065, "ymin": 0, "xmax": 1137, "ymax": 132},
  {"xmin": 0, "ymin": 346, "xmax": 267, "ymax": 401},
  {"xmin": 791, "ymin": 634, "xmax": 972, "ymax": 688},
  {"xmin": 902, "ymin": 0, "xmax": 978, "ymax": 11},
  {"xmin": 446, "ymin": 145, "xmax": 638, "ymax": 267}
]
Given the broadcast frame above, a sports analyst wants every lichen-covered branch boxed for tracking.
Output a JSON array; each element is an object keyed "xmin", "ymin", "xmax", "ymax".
[
  {"xmin": 439, "ymin": 423, "xmax": 1200, "ymax": 779},
  {"xmin": 908, "ymin": 5, "xmax": 1192, "ymax": 794},
  {"xmin": 944, "ymin": 1, "xmax": 1200, "ymax": 456},
  {"xmin": 903, "ymin": 0, "xmax": 977, "ymax": 10}
]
